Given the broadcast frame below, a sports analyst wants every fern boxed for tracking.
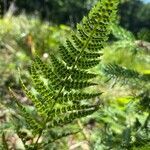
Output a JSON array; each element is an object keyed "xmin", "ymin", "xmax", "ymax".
[
  {"xmin": 103, "ymin": 63, "xmax": 150, "ymax": 83},
  {"xmin": 12, "ymin": 0, "xmax": 119, "ymax": 148},
  {"xmin": 102, "ymin": 24, "xmax": 150, "ymax": 87}
]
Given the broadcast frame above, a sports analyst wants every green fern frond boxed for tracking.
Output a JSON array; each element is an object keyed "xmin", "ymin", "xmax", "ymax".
[
  {"xmin": 103, "ymin": 64, "xmax": 150, "ymax": 83},
  {"xmin": 17, "ymin": 0, "xmax": 119, "ymax": 142}
]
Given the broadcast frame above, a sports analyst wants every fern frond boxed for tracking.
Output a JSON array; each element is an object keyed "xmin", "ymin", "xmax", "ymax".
[
  {"xmin": 18, "ymin": 0, "xmax": 119, "ymax": 140},
  {"xmin": 103, "ymin": 64, "xmax": 139, "ymax": 79},
  {"xmin": 60, "ymin": 0, "xmax": 118, "ymax": 68},
  {"xmin": 103, "ymin": 64, "xmax": 150, "ymax": 83}
]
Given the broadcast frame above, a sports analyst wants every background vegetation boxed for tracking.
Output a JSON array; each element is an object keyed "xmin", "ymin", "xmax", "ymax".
[{"xmin": 0, "ymin": 0, "xmax": 150, "ymax": 149}]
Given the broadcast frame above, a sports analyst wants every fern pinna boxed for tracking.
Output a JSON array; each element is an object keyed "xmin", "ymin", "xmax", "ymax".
[{"xmin": 13, "ymin": 0, "xmax": 118, "ymax": 147}]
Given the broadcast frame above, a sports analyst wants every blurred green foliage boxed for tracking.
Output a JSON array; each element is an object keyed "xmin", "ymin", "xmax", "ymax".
[
  {"xmin": 1, "ymin": 0, "xmax": 97, "ymax": 25},
  {"xmin": 138, "ymin": 28, "xmax": 150, "ymax": 42},
  {"xmin": 1, "ymin": 0, "xmax": 150, "ymax": 35},
  {"xmin": 119, "ymin": 0, "xmax": 150, "ymax": 36}
]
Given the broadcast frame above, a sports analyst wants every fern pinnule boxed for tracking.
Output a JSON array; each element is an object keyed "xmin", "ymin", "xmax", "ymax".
[
  {"xmin": 31, "ymin": 65, "xmax": 54, "ymax": 102},
  {"xmin": 47, "ymin": 104, "xmax": 98, "ymax": 128},
  {"xmin": 50, "ymin": 54, "xmax": 69, "ymax": 79},
  {"xmin": 20, "ymin": 79, "xmax": 46, "ymax": 116},
  {"xmin": 53, "ymin": 92, "xmax": 102, "ymax": 104},
  {"xmin": 34, "ymin": 56, "xmax": 58, "ymax": 84},
  {"xmin": 9, "ymin": 88, "xmax": 42, "ymax": 134},
  {"xmin": 59, "ymin": 45, "xmax": 75, "ymax": 66}
]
